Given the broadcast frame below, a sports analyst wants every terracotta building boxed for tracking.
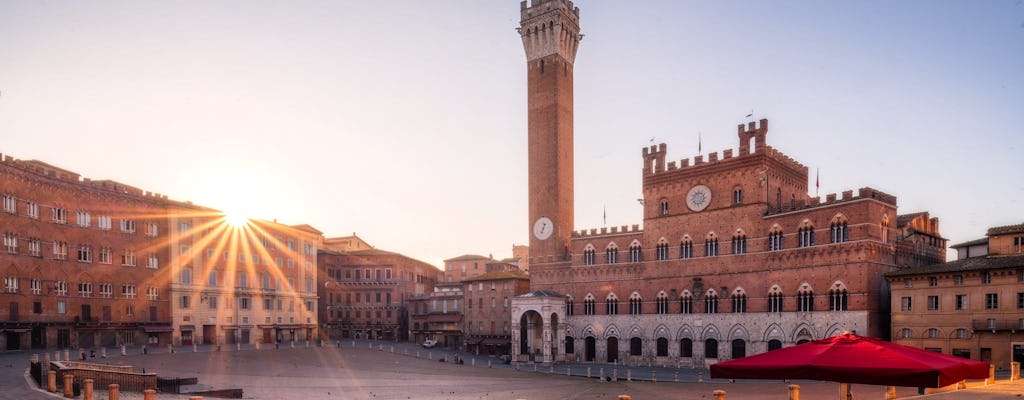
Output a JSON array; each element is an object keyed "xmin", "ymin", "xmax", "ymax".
[
  {"xmin": 888, "ymin": 223, "xmax": 1024, "ymax": 370},
  {"xmin": 510, "ymin": 0, "xmax": 945, "ymax": 365},
  {"xmin": 1, "ymin": 154, "xmax": 174, "ymax": 351},
  {"xmin": 443, "ymin": 254, "xmax": 493, "ymax": 283},
  {"xmin": 318, "ymin": 244, "xmax": 439, "ymax": 341},
  {"xmin": 463, "ymin": 271, "xmax": 530, "ymax": 355},
  {"xmin": 408, "ymin": 282, "xmax": 463, "ymax": 349},
  {"xmin": 165, "ymin": 211, "xmax": 322, "ymax": 346}
]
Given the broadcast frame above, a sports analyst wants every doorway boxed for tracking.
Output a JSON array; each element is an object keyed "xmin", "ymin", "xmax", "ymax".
[{"xmin": 606, "ymin": 337, "xmax": 618, "ymax": 363}]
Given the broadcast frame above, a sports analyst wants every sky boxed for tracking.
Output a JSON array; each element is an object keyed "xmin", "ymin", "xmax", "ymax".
[{"xmin": 1, "ymin": 1, "xmax": 1022, "ymax": 268}]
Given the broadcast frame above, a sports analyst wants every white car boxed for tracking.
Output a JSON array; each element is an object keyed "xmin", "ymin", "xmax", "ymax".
[{"xmin": 422, "ymin": 339, "xmax": 438, "ymax": 348}]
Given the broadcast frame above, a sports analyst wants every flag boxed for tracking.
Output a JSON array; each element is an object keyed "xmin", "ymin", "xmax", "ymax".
[
  {"xmin": 698, "ymin": 132, "xmax": 702, "ymax": 155},
  {"xmin": 815, "ymin": 168, "xmax": 820, "ymax": 196},
  {"xmin": 603, "ymin": 205, "xmax": 607, "ymax": 226}
]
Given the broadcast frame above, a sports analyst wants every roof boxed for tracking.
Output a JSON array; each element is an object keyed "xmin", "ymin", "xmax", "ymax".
[
  {"xmin": 896, "ymin": 212, "xmax": 927, "ymax": 228},
  {"xmin": 443, "ymin": 254, "xmax": 490, "ymax": 262},
  {"xmin": 461, "ymin": 271, "xmax": 529, "ymax": 282},
  {"xmin": 516, "ymin": 290, "xmax": 564, "ymax": 298},
  {"xmin": 987, "ymin": 223, "xmax": 1024, "ymax": 236},
  {"xmin": 950, "ymin": 237, "xmax": 987, "ymax": 248},
  {"xmin": 289, "ymin": 224, "xmax": 323, "ymax": 235},
  {"xmin": 885, "ymin": 254, "xmax": 1024, "ymax": 277}
]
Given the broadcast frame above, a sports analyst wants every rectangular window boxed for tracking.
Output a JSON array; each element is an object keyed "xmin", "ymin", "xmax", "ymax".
[
  {"xmin": 953, "ymin": 275, "xmax": 963, "ymax": 285},
  {"xmin": 145, "ymin": 223, "xmax": 159, "ymax": 237},
  {"xmin": 985, "ymin": 293, "xmax": 998, "ymax": 309},
  {"xmin": 57, "ymin": 301, "xmax": 66, "ymax": 314},
  {"xmin": 928, "ymin": 276, "xmax": 937, "ymax": 287},
  {"xmin": 99, "ymin": 283, "xmax": 112, "ymax": 298},
  {"xmin": 900, "ymin": 296, "xmax": 912, "ymax": 311},
  {"xmin": 982, "ymin": 271, "xmax": 991, "ymax": 284},
  {"xmin": 98, "ymin": 247, "xmax": 112, "ymax": 264},
  {"xmin": 3, "ymin": 232, "xmax": 17, "ymax": 253},
  {"xmin": 77, "ymin": 245, "xmax": 92, "ymax": 262},
  {"xmin": 76, "ymin": 211, "xmax": 91, "ymax": 227},
  {"xmin": 147, "ymin": 254, "xmax": 158, "ymax": 269},
  {"xmin": 147, "ymin": 287, "xmax": 158, "ymax": 300},
  {"xmin": 122, "ymin": 284, "xmax": 137, "ymax": 299},
  {"xmin": 178, "ymin": 221, "xmax": 191, "ymax": 233},
  {"xmin": 28, "ymin": 238, "xmax": 41, "ymax": 257},
  {"xmin": 180, "ymin": 295, "xmax": 190, "ymax": 309},
  {"xmin": 97, "ymin": 215, "xmax": 111, "ymax": 230},
  {"xmin": 52, "ymin": 207, "xmax": 67, "ymax": 223},
  {"xmin": 904, "ymin": 279, "xmax": 913, "ymax": 288},
  {"xmin": 26, "ymin": 202, "xmax": 39, "ymax": 218},
  {"xmin": 927, "ymin": 295, "xmax": 939, "ymax": 311},
  {"xmin": 30, "ymin": 278, "xmax": 41, "ymax": 295},
  {"xmin": 121, "ymin": 250, "xmax": 136, "ymax": 266},
  {"xmin": 1018, "ymin": 292, "xmax": 1024, "ymax": 309},
  {"xmin": 52, "ymin": 241, "xmax": 68, "ymax": 260},
  {"xmin": 955, "ymin": 294, "xmax": 967, "ymax": 310},
  {"xmin": 78, "ymin": 282, "xmax": 92, "ymax": 297},
  {"xmin": 2, "ymin": 195, "xmax": 15, "ymax": 213},
  {"xmin": 4, "ymin": 276, "xmax": 18, "ymax": 293},
  {"xmin": 119, "ymin": 219, "xmax": 136, "ymax": 233}
]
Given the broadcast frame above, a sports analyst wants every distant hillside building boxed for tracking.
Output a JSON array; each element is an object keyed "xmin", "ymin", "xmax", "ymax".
[{"xmin": 888, "ymin": 223, "xmax": 1024, "ymax": 369}]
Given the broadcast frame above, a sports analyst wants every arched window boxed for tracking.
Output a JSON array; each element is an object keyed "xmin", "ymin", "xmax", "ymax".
[
  {"xmin": 656, "ymin": 337, "xmax": 669, "ymax": 357},
  {"xmin": 768, "ymin": 225, "xmax": 784, "ymax": 251},
  {"xmin": 660, "ymin": 200, "xmax": 669, "ymax": 216},
  {"xmin": 704, "ymin": 289, "xmax": 719, "ymax": 314},
  {"xmin": 830, "ymin": 215, "xmax": 849, "ymax": 243},
  {"xmin": 732, "ymin": 186, "xmax": 743, "ymax": 204},
  {"xmin": 605, "ymin": 243, "xmax": 619, "ymax": 264},
  {"xmin": 767, "ymin": 285, "xmax": 784, "ymax": 313},
  {"xmin": 565, "ymin": 295, "xmax": 574, "ymax": 316},
  {"xmin": 628, "ymin": 292, "xmax": 642, "ymax": 315},
  {"xmin": 798, "ymin": 221, "xmax": 815, "ymax": 247},
  {"xmin": 565, "ymin": 336, "xmax": 575, "ymax": 354},
  {"xmin": 680, "ymin": 338, "xmax": 693, "ymax": 357},
  {"xmin": 731, "ymin": 229, "xmax": 747, "ymax": 254},
  {"xmin": 731, "ymin": 288, "xmax": 747, "ymax": 313},
  {"xmin": 705, "ymin": 338, "xmax": 719, "ymax": 359},
  {"xmin": 582, "ymin": 245, "xmax": 596, "ymax": 265},
  {"xmin": 655, "ymin": 238, "xmax": 669, "ymax": 261},
  {"xmin": 797, "ymin": 283, "xmax": 814, "ymax": 312},
  {"xmin": 767, "ymin": 339, "xmax": 782, "ymax": 351},
  {"xmin": 583, "ymin": 294, "xmax": 596, "ymax": 315},
  {"xmin": 705, "ymin": 233, "xmax": 719, "ymax": 257},
  {"xmin": 606, "ymin": 293, "xmax": 619, "ymax": 315},
  {"xmin": 732, "ymin": 339, "xmax": 746, "ymax": 358},
  {"xmin": 828, "ymin": 281, "xmax": 848, "ymax": 311},
  {"xmin": 655, "ymin": 291, "xmax": 669, "ymax": 314},
  {"xmin": 630, "ymin": 337, "xmax": 643, "ymax": 356},
  {"xmin": 679, "ymin": 290, "xmax": 693, "ymax": 314},
  {"xmin": 628, "ymin": 241, "xmax": 643, "ymax": 263},
  {"xmin": 679, "ymin": 236, "xmax": 694, "ymax": 259},
  {"xmin": 881, "ymin": 215, "xmax": 890, "ymax": 243}
]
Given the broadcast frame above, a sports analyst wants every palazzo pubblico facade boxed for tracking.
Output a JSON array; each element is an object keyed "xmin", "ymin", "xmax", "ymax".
[{"xmin": 510, "ymin": 0, "xmax": 945, "ymax": 366}]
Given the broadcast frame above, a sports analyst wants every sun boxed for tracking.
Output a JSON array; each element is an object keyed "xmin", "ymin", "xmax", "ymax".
[{"xmin": 223, "ymin": 208, "xmax": 251, "ymax": 228}]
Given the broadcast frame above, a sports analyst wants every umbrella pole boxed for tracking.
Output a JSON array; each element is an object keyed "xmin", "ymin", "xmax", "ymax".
[{"xmin": 839, "ymin": 383, "xmax": 853, "ymax": 400}]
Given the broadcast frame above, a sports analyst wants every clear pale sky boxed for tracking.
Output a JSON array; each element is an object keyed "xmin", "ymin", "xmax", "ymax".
[{"xmin": 2, "ymin": 1, "xmax": 1021, "ymax": 268}]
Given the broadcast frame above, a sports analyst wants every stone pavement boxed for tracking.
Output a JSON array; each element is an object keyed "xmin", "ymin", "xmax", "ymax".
[{"xmin": 1, "ymin": 339, "xmax": 1021, "ymax": 399}]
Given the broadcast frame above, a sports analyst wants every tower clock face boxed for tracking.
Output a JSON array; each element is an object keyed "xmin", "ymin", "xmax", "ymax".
[
  {"xmin": 686, "ymin": 184, "xmax": 712, "ymax": 212},
  {"xmin": 533, "ymin": 217, "xmax": 554, "ymax": 240}
]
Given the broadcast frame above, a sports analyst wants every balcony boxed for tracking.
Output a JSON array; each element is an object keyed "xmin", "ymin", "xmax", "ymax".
[{"xmin": 972, "ymin": 319, "xmax": 1023, "ymax": 332}]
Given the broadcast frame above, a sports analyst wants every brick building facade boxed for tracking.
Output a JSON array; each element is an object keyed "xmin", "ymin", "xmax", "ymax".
[
  {"xmin": 1, "ymin": 154, "xmax": 173, "ymax": 351},
  {"xmin": 510, "ymin": 0, "xmax": 945, "ymax": 365},
  {"xmin": 318, "ymin": 245, "xmax": 439, "ymax": 341},
  {"xmin": 463, "ymin": 271, "xmax": 530, "ymax": 355}
]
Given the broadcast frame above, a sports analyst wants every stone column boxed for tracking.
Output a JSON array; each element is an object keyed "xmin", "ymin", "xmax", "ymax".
[
  {"xmin": 510, "ymin": 323, "xmax": 520, "ymax": 362},
  {"xmin": 541, "ymin": 321, "xmax": 553, "ymax": 363},
  {"xmin": 526, "ymin": 321, "xmax": 536, "ymax": 359},
  {"xmin": 62, "ymin": 373, "xmax": 73, "ymax": 398}
]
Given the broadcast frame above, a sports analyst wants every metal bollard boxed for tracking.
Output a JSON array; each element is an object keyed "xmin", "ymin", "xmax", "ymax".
[
  {"xmin": 712, "ymin": 389, "xmax": 726, "ymax": 400},
  {"xmin": 428, "ymin": 351, "xmax": 432, "ymax": 359},
  {"xmin": 63, "ymin": 373, "xmax": 74, "ymax": 398},
  {"xmin": 612, "ymin": 369, "xmax": 618, "ymax": 382},
  {"xmin": 168, "ymin": 344, "xmax": 173, "ymax": 353},
  {"xmin": 255, "ymin": 341, "xmax": 260, "ymax": 350},
  {"xmin": 47, "ymin": 370, "xmax": 57, "ymax": 392},
  {"xmin": 143, "ymin": 389, "xmax": 156, "ymax": 400},
  {"xmin": 84, "ymin": 378, "xmax": 94, "ymax": 400},
  {"xmin": 390, "ymin": 345, "xmax": 394, "ymax": 353},
  {"xmin": 599, "ymin": 367, "xmax": 604, "ymax": 381},
  {"xmin": 236, "ymin": 342, "xmax": 241, "ymax": 351},
  {"xmin": 789, "ymin": 384, "xmax": 801, "ymax": 400},
  {"xmin": 488, "ymin": 360, "xmax": 492, "ymax": 368},
  {"xmin": 109, "ymin": 383, "xmax": 120, "ymax": 400},
  {"xmin": 549, "ymin": 365, "xmax": 554, "ymax": 373},
  {"xmin": 567, "ymin": 367, "xmax": 571, "ymax": 377},
  {"xmin": 291, "ymin": 341, "xmax": 295, "ymax": 348}
]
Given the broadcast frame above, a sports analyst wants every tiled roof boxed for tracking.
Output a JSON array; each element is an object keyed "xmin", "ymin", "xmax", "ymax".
[
  {"xmin": 885, "ymin": 254, "xmax": 1024, "ymax": 277},
  {"xmin": 443, "ymin": 254, "xmax": 490, "ymax": 262},
  {"xmin": 987, "ymin": 223, "xmax": 1024, "ymax": 236},
  {"xmin": 896, "ymin": 212, "xmax": 926, "ymax": 227},
  {"xmin": 950, "ymin": 237, "xmax": 987, "ymax": 248},
  {"xmin": 517, "ymin": 290, "xmax": 564, "ymax": 298},
  {"xmin": 461, "ymin": 271, "xmax": 529, "ymax": 282}
]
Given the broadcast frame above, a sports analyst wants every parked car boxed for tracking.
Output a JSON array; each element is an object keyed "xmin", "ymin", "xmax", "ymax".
[{"xmin": 422, "ymin": 339, "xmax": 438, "ymax": 348}]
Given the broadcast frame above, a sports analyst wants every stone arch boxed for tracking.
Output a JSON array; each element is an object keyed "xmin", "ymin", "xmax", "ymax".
[
  {"xmin": 627, "ymin": 325, "xmax": 644, "ymax": 339},
  {"xmin": 700, "ymin": 324, "xmax": 721, "ymax": 341},
  {"xmin": 582, "ymin": 325, "xmax": 597, "ymax": 338},
  {"xmin": 727, "ymin": 324, "xmax": 751, "ymax": 342},
  {"xmin": 603, "ymin": 324, "xmax": 621, "ymax": 339},
  {"xmin": 762, "ymin": 323, "xmax": 786, "ymax": 342},
  {"xmin": 791, "ymin": 323, "xmax": 816, "ymax": 343},
  {"xmin": 824, "ymin": 323, "xmax": 847, "ymax": 338},
  {"xmin": 564, "ymin": 325, "xmax": 577, "ymax": 337},
  {"xmin": 768, "ymin": 284, "xmax": 783, "ymax": 294},
  {"xmin": 676, "ymin": 325, "xmax": 696, "ymax": 340},
  {"xmin": 583, "ymin": 243, "xmax": 595, "ymax": 251},
  {"xmin": 652, "ymin": 324, "xmax": 670, "ymax": 339}
]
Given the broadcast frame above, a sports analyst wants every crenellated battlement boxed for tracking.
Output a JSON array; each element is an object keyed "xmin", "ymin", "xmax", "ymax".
[
  {"xmin": 519, "ymin": 0, "xmax": 582, "ymax": 63},
  {"xmin": 766, "ymin": 186, "xmax": 897, "ymax": 215},
  {"xmin": 764, "ymin": 146, "xmax": 807, "ymax": 175},
  {"xmin": 572, "ymin": 224, "xmax": 643, "ymax": 238},
  {"xmin": 1, "ymin": 151, "xmax": 171, "ymax": 201}
]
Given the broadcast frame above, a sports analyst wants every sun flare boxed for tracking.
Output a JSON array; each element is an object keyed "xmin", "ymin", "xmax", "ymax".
[{"xmin": 223, "ymin": 209, "xmax": 251, "ymax": 228}]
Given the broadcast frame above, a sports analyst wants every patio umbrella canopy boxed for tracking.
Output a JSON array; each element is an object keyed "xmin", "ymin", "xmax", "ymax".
[{"xmin": 710, "ymin": 333, "xmax": 989, "ymax": 388}]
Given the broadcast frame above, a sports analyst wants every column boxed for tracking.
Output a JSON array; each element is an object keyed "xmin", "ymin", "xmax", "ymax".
[
  {"xmin": 541, "ymin": 321, "xmax": 552, "ymax": 363},
  {"xmin": 510, "ymin": 323, "xmax": 520, "ymax": 363}
]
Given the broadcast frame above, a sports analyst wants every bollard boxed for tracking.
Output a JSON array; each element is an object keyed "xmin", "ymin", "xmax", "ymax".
[
  {"xmin": 884, "ymin": 385, "xmax": 895, "ymax": 400},
  {"xmin": 351, "ymin": 340, "xmax": 355, "ymax": 347},
  {"xmin": 64, "ymin": 349, "xmax": 70, "ymax": 361},
  {"xmin": 549, "ymin": 365, "xmax": 554, "ymax": 373},
  {"xmin": 789, "ymin": 384, "xmax": 801, "ymax": 400},
  {"xmin": 143, "ymin": 389, "xmax": 156, "ymax": 400},
  {"xmin": 471, "ymin": 358, "xmax": 476, "ymax": 366},
  {"xmin": 567, "ymin": 367, "xmax": 571, "ymax": 377},
  {"xmin": 987, "ymin": 364, "xmax": 996, "ymax": 384},
  {"xmin": 306, "ymin": 340, "xmax": 310, "ymax": 348},
  {"xmin": 652, "ymin": 369, "xmax": 656, "ymax": 383},
  {"xmin": 712, "ymin": 389, "xmax": 726, "ymax": 400},
  {"xmin": 368, "ymin": 342, "xmax": 372, "ymax": 349},
  {"xmin": 618, "ymin": 395, "xmax": 631, "ymax": 400},
  {"xmin": 599, "ymin": 368, "xmax": 604, "ymax": 381},
  {"xmin": 47, "ymin": 370, "xmax": 57, "ymax": 392},
  {"xmin": 674, "ymin": 370, "xmax": 679, "ymax": 382},
  {"xmin": 63, "ymin": 373, "xmax": 73, "ymax": 398},
  {"xmin": 1012, "ymin": 362, "xmax": 1021, "ymax": 381},
  {"xmin": 256, "ymin": 341, "xmax": 260, "ymax": 350},
  {"xmin": 839, "ymin": 383, "xmax": 852, "ymax": 400},
  {"xmin": 390, "ymin": 345, "xmax": 394, "ymax": 353},
  {"xmin": 193, "ymin": 343, "xmax": 197, "ymax": 352},
  {"xmin": 168, "ymin": 343, "xmax": 173, "ymax": 353},
  {"xmin": 121, "ymin": 345, "xmax": 126, "ymax": 356},
  {"xmin": 587, "ymin": 367, "xmax": 592, "ymax": 378},
  {"xmin": 108, "ymin": 383, "xmax": 120, "ymax": 400},
  {"xmin": 237, "ymin": 342, "xmax": 241, "ymax": 351},
  {"xmin": 698, "ymin": 371, "xmax": 704, "ymax": 383},
  {"xmin": 488, "ymin": 360, "xmax": 492, "ymax": 368},
  {"xmin": 429, "ymin": 351, "xmax": 432, "ymax": 360},
  {"xmin": 291, "ymin": 341, "xmax": 295, "ymax": 348},
  {"xmin": 626, "ymin": 369, "xmax": 631, "ymax": 382},
  {"xmin": 84, "ymin": 378, "xmax": 94, "ymax": 400},
  {"xmin": 533, "ymin": 363, "xmax": 538, "ymax": 372},
  {"xmin": 101, "ymin": 347, "xmax": 107, "ymax": 358},
  {"xmin": 416, "ymin": 350, "xmax": 420, "ymax": 358},
  {"xmin": 612, "ymin": 369, "xmax": 618, "ymax": 382}
]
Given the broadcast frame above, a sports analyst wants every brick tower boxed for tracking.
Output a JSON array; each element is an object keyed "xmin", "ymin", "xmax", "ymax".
[{"xmin": 519, "ymin": 0, "xmax": 581, "ymax": 263}]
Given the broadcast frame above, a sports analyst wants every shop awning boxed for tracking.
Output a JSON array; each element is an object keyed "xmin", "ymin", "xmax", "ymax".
[{"xmin": 143, "ymin": 325, "xmax": 173, "ymax": 333}]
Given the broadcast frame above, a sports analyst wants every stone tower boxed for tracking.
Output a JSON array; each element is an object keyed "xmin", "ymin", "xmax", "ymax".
[{"xmin": 519, "ymin": 0, "xmax": 581, "ymax": 263}]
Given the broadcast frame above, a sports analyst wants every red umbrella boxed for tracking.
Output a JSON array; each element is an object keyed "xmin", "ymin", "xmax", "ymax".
[{"xmin": 710, "ymin": 333, "xmax": 989, "ymax": 388}]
